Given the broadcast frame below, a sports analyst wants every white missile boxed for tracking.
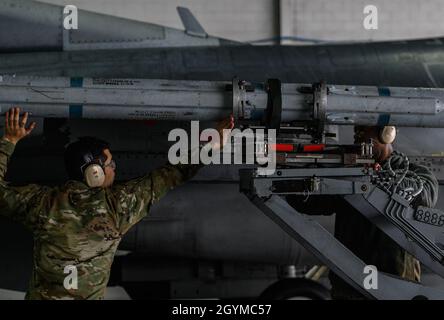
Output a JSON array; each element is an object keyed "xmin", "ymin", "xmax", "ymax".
[{"xmin": 1, "ymin": 75, "xmax": 444, "ymax": 127}]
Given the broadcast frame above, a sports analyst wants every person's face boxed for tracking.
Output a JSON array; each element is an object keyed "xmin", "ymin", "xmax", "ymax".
[
  {"xmin": 101, "ymin": 149, "xmax": 116, "ymax": 187},
  {"xmin": 354, "ymin": 126, "xmax": 393, "ymax": 163}
]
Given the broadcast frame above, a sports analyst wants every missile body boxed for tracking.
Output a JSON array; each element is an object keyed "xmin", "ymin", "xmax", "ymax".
[{"xmin": 1, "ymin": 75, "xmax": 444, "ymax": 127}]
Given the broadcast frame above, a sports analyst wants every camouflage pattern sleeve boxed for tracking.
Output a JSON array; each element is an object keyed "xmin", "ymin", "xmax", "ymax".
[
  {"xmin": 0, "ymin": 138, "xmax": 51, "ymax": 230},
  {"xmin": 112, "ymin": 155, "xmax": 202, "ymax": 234},
  {"xmin": 0, "ymin": 138, "xmax": 15, "ymax": 181}
]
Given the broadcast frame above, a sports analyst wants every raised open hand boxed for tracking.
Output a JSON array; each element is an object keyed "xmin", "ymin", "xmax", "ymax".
[{"xmin": 3, "ymin": 107, "xmax": 36, "ymax": 145}]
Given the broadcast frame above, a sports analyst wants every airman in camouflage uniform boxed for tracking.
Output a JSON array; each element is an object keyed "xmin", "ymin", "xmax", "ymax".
[{"xmin": 0, "ymin": 107, "xmax": 234, "ymax": 299}]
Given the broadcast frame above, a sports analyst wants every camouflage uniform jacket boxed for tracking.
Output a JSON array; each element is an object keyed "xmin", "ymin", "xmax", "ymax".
[{"xmin": 0, "ymin": 139, "xmax": 201, "ymax": 299}]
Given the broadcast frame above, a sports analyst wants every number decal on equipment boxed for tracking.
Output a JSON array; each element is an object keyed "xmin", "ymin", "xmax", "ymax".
[{"xmin": 415, "ymin": 209, "xmax": 444, "ymax": 227}]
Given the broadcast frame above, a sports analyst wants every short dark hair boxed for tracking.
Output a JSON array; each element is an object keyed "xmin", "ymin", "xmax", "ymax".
[{"xmin": 64, "ymin": 137, "xmax": 110, "ymax": 181}]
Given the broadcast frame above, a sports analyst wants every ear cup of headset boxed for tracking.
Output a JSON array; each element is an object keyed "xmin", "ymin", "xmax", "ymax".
[
  {"xmin": 379, "ymin": 126, "xmax": 396, "ymax": 144},
  {"xmin": 84, "ymin": 164, "xmax": 105, "ymax": 188}
]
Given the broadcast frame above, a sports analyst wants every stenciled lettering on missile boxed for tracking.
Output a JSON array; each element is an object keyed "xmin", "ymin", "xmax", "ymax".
[
  {"xmin": 92, "ymin": 79, "xmax": 141, "ymax": 86},
  {"xmin": 129, "ymin": 111, "xmax": 176, "ymax": 120},
  {"xmin": 363, "ymin": 5, "xmax": 378, "ymax": 30}
]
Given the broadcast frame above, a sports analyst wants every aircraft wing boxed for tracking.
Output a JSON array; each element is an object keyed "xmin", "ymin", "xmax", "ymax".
[{"xmin": 0, "ymin": 0, "xmax": 240, "ymax": 53}]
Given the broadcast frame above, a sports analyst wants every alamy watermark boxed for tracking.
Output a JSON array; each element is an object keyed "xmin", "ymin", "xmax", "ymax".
[
  {"xmin": 363, "ymin": 265, "xmax": 378, "ymax": 290},
  {"xmin": 363, "ymin": 5, "xmax": 378, "ymax": 30},
  {"xmin": 63, "ymin": 265, "xmax": 78, "ymax": 290},
  {"xmin": 168, "ymin": 121, "xmax": 277, "ymax": 175},
  {"xmin": 63, "ymin": 4, "xmax": 378, "ymax": 32},
  {"xmin": 63, "ymin": 5, "xmax": 78, "ymax": 30}
]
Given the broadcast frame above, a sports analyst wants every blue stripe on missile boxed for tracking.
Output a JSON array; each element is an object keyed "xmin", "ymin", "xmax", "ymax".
[
  {"xmin": 378, "ymin": 87, "xmax": 391, "ymax": 96},
  {"xmin": 250, "ymin": 109, "xmax": 264, "ymax": 121},
  {"xmin": 377, "ymin": 114, "xmax": 390, "ymax": 126},
  {"xmin": 69, "ymin": 105, "xmax": 83, "ymax": 118},
  {"xmin": 70, "ymin": 77, "xmax": 84, "ymax": 88}
]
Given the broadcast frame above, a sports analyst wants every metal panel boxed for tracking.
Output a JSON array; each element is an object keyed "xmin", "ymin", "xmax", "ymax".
[
  {"xmin": 68, "ymin": 10, "xmax": 165, "ymax": 44},
  {"xmin": 251, "ymin": 195, "xmax": 444, "ymax": 299},
  {"xmin": 0, "ymin": 0, "xmax": 62, "ymax": 51}
]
